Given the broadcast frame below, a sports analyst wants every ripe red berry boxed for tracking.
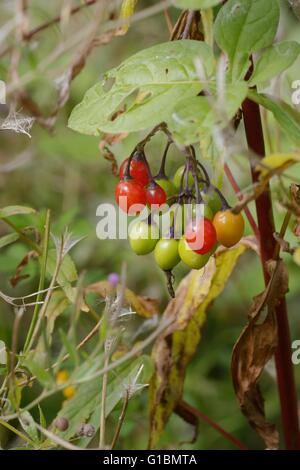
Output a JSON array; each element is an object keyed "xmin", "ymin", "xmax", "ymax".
[
  {"xmin": 185, "ymin": 217, "xmax": 217, "ymax": 254},
  {"xmin": 146, "ymin": 181, "xmax": 167, "ymax": 208},
  {"xmin": 115, "ymin": 178, "xmax": 146, "ymax": 214},
  {"xmin": 119, "ymin": 153, "xmax": 150, "ymax": 186}
]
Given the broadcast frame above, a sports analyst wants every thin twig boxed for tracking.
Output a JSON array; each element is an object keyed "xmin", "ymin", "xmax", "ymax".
[
  {"xmin": 273, "ymin": 211, "xmax": 292, "ymax": 260},
  {"xmin": 181, "ymin": 10, "xmax": 194, "ymax": 39},
  {"xmin": 176, "ymin": 400, "xmax": 248, "ymax": 450},
  {"xmin": 163, "ymin": 8, "xmax": 173, "ymax": 34},
  {"xmin": 34, "ymin": 422, "xmax": 81, "ymax": 450},
  {"xmin": 110, "ymin": 390, "xmax": 129, "ymax": 449},
  {"xmin": 26, "ymin": 236, "xmax": 64, "ymax": 351},
  {"xmin": 224, "ymin": 163, "xmax": 260, "ymax": 239}
]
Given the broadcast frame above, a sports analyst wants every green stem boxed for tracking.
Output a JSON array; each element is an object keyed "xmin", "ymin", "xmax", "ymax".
[
  {"xmin": 0, "ymin": 418, "xmax": 36, "ymax": 447},
  {"xmin": 99, "ymin": 352, "xmax": 109, "ymax": 449},
  {"xmin": 23, "ymin": 210, "xmax": 50, "ymax": 352},
  {"xmin": 110, "ymin": 390, "xmax": 129, "ymax": 450},
  {"xmin": 1, "ymin": 218, "xmax": 41, "ymax": 254}
]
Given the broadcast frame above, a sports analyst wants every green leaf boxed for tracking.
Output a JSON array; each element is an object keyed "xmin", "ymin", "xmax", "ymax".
[
  {"xmin": 68, "ymin": 41, "xmax": 214, "ymax": 135},
  {"xmin": 46, "ymin": 249, "xmax": 78, "ymax": 287},
  {"xmin": 24, "ymin": 358, "xmax": 54, "ymax": 387},
  {"xmin": 214, "ymin": 0, "xmax": 280, "ymax": 80},
  {"xmin": 149, "ymin": 239, "xmax": 257, "ymax": 448},
  {"xmin": 172, "ymin": 0, "xmax": 221, "ymax": 9},
  {"xmin": 248, "ymin": 90, "xmax": 300, "ymax": 146},
  {"xmin": 19, "ymin": 411, "xmax": 39, "ymax": 443},
  {"xmin": 57, "ymin": 355, "xmax": 152, "ymax": 441},
  {"xmin": 168, "ymin": 81, "xmax": 248, "ymax": 144},
  {"xmin": 38, "ymin": 404, "xmax": 47, "ymax": 429},
  {"xmin": 0, "ymin": 206, "xmax": 36, "ymax": 218},
  {"xmin": 59, "ymin": 329, "xmax": 79, "ymax": 367},
  {"xmin": 250, "ymin": 41, "xmax": 300, "ymax": 86},
  {"xmin": 0, "ymin": 233, "xmax": 19, "ymax": 249}
]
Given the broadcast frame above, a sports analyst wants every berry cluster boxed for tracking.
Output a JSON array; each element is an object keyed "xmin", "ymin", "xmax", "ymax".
[{"xmin": 114, "ymin": 126, "xmax": 244, "ymax": 296}]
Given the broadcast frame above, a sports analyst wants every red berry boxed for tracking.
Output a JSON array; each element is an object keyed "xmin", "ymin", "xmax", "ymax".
[
  {"xmin": 119, "ymin": 154, "xmax": 150, "ymax": 186},
  {"xmin": 185, "ymin": 218, "xmax": 217, "ymax": 254},
  {"xmin": 115, "ymin": 179, "xmax": 146, "ymax": 214},
  {"xmin": 146, "ymin": 181, "xmax": 166, "ymax": 208}
]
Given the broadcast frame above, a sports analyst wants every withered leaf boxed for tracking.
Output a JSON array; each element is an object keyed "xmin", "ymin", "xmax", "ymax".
[
  {"xmin": 98, "ymin": 132, "xmax": 128, "ymax": 176},
  {"xmin": 149, "ymin": 238, "xmax": 256, "ymax": 448},
  {"xmin": 10, "ymin": 251, "xmax": 38, "ymax": 287},
  {"xmin": 85, "ymin": 280, "xmax": 159, "ymax": 318},
  {"xmin": 231, "ymin": 259, "xmax": 289, "ymax": 449}
]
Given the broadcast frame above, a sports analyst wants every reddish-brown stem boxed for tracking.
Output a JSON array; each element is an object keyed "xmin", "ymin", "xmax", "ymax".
[
  {"xmin": 224, "ymin": 163, "xmax": 260, "ymax": 239},
  {"xmin": 176, "ymin": 400, "xmax": 248, "ymax": 450},
  {"xmin": 242, "ymin": 97, "xmax": 300, "ymax": 450}
]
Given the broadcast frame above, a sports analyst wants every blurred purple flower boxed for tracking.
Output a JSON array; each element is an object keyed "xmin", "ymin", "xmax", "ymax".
[{"xmin": 108, "ymin": 272, "xmax": 119, "ymax": 287}]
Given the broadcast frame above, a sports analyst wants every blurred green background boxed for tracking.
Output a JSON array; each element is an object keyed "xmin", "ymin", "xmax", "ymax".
[{"xmin": 0, "ymin": 0, "xmax": 300, "ymax": 449}]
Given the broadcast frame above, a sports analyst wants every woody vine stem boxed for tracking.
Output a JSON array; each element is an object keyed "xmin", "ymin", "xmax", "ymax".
[{"xmin": 242, "ymin": 96, "xmax": 300, "ymax": 450}]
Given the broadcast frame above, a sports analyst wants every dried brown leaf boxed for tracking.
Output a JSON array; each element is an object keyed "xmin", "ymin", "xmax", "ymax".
[
  {"xmin": 231, "ymin": 259, "xmax": 289, "ymax": 449},
  {"xmin": 10, "ymin": 250, "xmax": 38, "ymax": 287},
  {"xmin": 98, "ymin": 133, "xmax": 128, "ymax": 176}
]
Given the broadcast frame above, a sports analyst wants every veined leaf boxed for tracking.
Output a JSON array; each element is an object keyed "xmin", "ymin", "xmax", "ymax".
[
  {"xmin": 0, "ymin": 206, "xmax": 36, "ymax": 218},
  {"xmin": 149, "ymin": 238, "xmax": 257, "ymax": 448},
  {"xmin": 68, "ymin": 41, "xmax": 214, "ymax": 135},
  {"xmin": 214, "ymin": 0, "xmax": 280, "ymax": 80},
  {"xmin": 172, "ymin": 0, "xmax": 221, "ymax": 9},
  {"xmin": 168, "ymin": 81, "xmax": 247, "ymax": 144},
  {"xmin": 248, "ymin": 90, "xmax": 300, "ymax": 146},
  {"xmin": 250, "ymin": 41, "xmax": 300, "ymax": 86}
]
